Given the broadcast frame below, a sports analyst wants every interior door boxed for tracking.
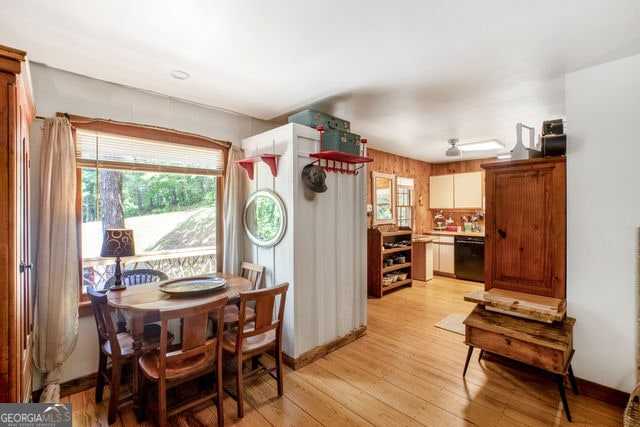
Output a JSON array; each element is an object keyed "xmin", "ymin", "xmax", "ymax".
[{"xmin": 17, "ymin": 116, "xmax": 33, "ymax": 402}]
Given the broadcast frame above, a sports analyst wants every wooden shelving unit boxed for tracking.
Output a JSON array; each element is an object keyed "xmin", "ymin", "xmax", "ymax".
[{"xmin": 367, "ymin": 229, "xmax": 413, "ymax": 298}]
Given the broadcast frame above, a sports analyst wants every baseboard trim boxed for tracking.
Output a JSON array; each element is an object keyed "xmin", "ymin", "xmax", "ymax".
[
  {"xmin": 283, "ymin": 325, "xmax": 368, "ymax": 371},
  {"xmin": 575, "ymin": 377, "xmax": 629, "ymax": 408},
  {"xmin": 33, "ymin": 372, "xmax": 98, "ymax": 401}
]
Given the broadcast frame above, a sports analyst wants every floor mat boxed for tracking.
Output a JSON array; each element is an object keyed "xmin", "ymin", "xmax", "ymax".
[{"xmin": 434, "ymin": 313, "xmax": 466, "ymax": 335}]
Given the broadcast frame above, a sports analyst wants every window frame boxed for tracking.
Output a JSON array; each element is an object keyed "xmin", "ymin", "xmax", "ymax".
[
  {"xmin": 65, "ymin": 113, "xmax": 230, "ymax": 313},
  {"xmin": 396, "ymin": 176, "xmax": 415, "ymax": 230}
]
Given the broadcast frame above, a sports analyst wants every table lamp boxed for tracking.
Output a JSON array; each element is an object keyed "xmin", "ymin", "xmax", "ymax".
[{"xmin": 101, "ymin": 228, "xmax": 135, "ymax": 290}]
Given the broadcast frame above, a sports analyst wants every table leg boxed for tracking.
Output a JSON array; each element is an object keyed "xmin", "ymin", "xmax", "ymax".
[
  {"xmin": 556, "ymin": 374, "xmax": 572, "ymax": 422},
  {"xmin": 463, "ymin": 346, "xmax": 474, "ymax": 377},
  {"xmin": 129, "ymin": 314, "xmax": 145, "ymax": 421},
  {"xmin": 478, "ymin": 349, "xmax": 484, "ymax": 362},
  {"xmin": 568, "ymin": 364, "xmax": 579, "ymax": 395}
]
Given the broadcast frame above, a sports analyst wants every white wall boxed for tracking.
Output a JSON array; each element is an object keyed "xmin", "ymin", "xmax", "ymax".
[
  {"xmin": 566, "ymin": 53, "xmax": 640, "ymax": 392},
  {"xmin": 241, "ymin": 124, "xmax": 368, "ymax": 358},
  {"xmin": 28, "ymin": 64, "xmax": 277, "ymax": 388}
]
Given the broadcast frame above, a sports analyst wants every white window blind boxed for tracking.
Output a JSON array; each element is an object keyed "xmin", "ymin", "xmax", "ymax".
[
  {"xmin": 397, "ymin": 177, "xmax": 414, "ymax": 188},
  {"xmin": 76, "ymin": 130, "xmax": 223, "ymax": 175}
]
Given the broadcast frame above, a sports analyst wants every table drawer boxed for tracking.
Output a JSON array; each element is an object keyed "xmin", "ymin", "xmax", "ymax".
[
  {"xmin": 465, "ymin": 325, "xmax": 572, "ymax": 373},
  {"xmin": 464, "ymin": 305, "xmax": 575, "ymax": 374}
]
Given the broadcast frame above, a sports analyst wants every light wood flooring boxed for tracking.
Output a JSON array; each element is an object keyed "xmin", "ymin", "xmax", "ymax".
[{"xmin": 64, "ymin": 277, "xmax": 624, "ymax": 426}]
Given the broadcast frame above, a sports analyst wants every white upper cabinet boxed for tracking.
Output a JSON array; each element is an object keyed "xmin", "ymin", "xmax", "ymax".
[
  {"xmin": 429, "ymin": 175, "xmax": 454, "ymax": 209},
  {"xmin": 453, "ymin": 171, "xmax": 483, "ymax": 208},
  {"xmin": 429, "ymin": 171, "xmax": 483, "ymax": 209}
]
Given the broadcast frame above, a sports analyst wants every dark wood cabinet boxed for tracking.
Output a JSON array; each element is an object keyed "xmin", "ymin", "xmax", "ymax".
[
  {"xmin": 482, "ymin": 157, "xmax": 566, "ymax": 299},
  {"xmin": 0, "ymin": 45, "xmax": 35, "ymax": 402},
  {"xmin": 367, "ymin": 229, "xmax": 412, "ymax": 298}
]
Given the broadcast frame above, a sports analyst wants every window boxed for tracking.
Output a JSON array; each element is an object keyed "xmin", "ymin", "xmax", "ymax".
[
  {"xmin": 396, "ymin": 176, "xmax": 414, "ymax": 229},
  {"xmin": 71, "ymin": 116, "xmax": 229, "ymax": 301}
]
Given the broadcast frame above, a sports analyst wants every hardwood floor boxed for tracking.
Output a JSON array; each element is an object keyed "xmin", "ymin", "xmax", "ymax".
[{"xmin": 64, "ymin": 277, "xmax": 624, "ymax": 426}]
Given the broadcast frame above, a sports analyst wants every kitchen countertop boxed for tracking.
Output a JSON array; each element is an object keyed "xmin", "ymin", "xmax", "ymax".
[
  {"xmin": 412, "ymin": 236, "xmax": 439, "ymax": 243},
  {"xmin": 424, "ymin": 229, "xmax": 486, "ymax": 237}
]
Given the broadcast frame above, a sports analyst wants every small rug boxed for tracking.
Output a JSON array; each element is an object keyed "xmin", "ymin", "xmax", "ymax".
[{"xmin": 434, "ymin": 313, "xmax": 466, "ymax": 335}]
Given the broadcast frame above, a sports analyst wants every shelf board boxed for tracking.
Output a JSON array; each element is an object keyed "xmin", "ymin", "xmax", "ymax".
[
  {"xmin": 382, "ymin": 246, "xmax": 412, "ymax": 254},
  {"xmin": 382, "ymin": 262, "xmax": 411, "ymax": 273},
  {"xmin": 309, "ymin": 150, "xmax": 373, "ymax": 175},
  {"xmin": 382, "ymin": 279, "xmax": 412, "ymax": 293},
  {"xmin": 235, "ymin": 154, "xmax": 281, "ymax": 180}
]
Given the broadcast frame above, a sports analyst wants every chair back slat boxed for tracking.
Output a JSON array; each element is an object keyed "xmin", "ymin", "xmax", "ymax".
[
  {"xmin": 105, "ymin": 268, "xmax": 168, "ymax": 289},
  {"xmin": 240, "ymin": 262, "xmax": 265, "ymax": 290},
  {"xmin": 156, "ymin": 297, "xmax": 228, "ymax": 381},
  {"xmin": 87, "ymin": 286, "xmax": 121, "ymax": 354},
  {"xmin": 237, "ymin": 282, "xmax": 288, "ymax": 342}
]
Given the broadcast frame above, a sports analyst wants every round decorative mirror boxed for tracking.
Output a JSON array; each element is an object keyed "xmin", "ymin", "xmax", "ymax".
[{"xmin": 243, "ymin": 189, "xmax": 287, "ymax": 247}]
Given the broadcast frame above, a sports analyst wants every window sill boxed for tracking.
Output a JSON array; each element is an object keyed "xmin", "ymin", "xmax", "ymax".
[{"xmin": 78, "ymin": 301, "xmax": 93, "ymax": 318}]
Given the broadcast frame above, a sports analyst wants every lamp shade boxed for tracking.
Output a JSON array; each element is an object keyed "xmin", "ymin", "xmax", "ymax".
[{"xmin": 100, "ymin": 228, "xmax": 135, "ymax": 258}]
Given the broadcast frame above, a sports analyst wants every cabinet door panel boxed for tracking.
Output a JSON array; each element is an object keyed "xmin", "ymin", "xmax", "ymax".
[
  {"xmin": 429, "ymin": 175, "xmax": 453, "ymax": 209},
  {"xmin": 484, "ymin": 158, "xmax": 565, "ymax": 298},
  {"xmin": 439, "ymin": 242, "xmax": 455, "ymax": 274},
  {"xmin": 454, "ymin": 171, "xmax": 482, "ymax": 208},
  {"xmin": 433, "ymin": 242, "xmax": 440, "ymax": 271}
]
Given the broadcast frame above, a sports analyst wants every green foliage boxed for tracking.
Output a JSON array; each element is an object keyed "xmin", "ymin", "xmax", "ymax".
[
  {"xmin": 255, "ymin": 196, "xmax": 281, "ymax": 240},
  {"xmin": 81, "ymin": 169, "xmax": 217, "ymax": 222}
]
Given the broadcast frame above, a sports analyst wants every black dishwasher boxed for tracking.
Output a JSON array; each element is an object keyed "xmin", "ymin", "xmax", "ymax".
[{"xmin": 454, "ymin": 235, "xmax": 485, "ymax": 282}]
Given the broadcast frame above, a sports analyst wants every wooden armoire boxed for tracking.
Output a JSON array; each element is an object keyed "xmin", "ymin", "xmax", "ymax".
[
  {"xmin": 0, "ymin": 45, "xmax": 36, "ymax": 402},
  {"xmin": 482, "ymin": 157, "xmax": 566, "ymax": 299}
]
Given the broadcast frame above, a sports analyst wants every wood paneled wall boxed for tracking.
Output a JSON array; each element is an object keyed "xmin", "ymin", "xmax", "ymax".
[
  {"xmin": 367, "ymin": 149, "xmax": 498, "ymax": 233},
  {"xmin": 366, "ymin": 148, "xmax": 431, "ymax": 233},
  {"xmin": 430, "ymin": 159, "xmax": 488, "ymax": 175}
]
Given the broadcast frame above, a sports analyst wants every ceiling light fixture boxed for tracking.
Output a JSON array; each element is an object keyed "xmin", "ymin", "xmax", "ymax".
[
  {"xmin": 446, "ymin": 138, "xmax": 461, "ymax": 157},
  {"xmin": 170, "ymin": 70, "xmax": 190, "ymax": 80},
  {"xmin": 458, "ymin": 139, "xmax": 505, "ymax": 152}
]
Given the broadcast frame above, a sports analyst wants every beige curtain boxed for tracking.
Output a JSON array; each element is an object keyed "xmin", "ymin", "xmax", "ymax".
[
  {"xmin": 222, "ymin": 146, "xmax": 244, "ymax": 275},
  {"xmin": 33, "ymin": 117, "xmax": 79, "ymax": 402}
]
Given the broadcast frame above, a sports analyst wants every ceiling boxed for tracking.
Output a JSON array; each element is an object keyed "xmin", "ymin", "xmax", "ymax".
[{"xmin": 2, "ymin": 1, "xmax": 640, "ymax": 163}]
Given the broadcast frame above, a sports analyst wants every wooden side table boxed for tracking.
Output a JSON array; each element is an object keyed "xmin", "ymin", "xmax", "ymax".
[{"xmin": 462, "ymin": 305, "xmax": 578, "ymax": 422}]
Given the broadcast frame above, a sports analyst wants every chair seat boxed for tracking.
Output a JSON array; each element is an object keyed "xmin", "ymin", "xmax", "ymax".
[
  {"xmin": 222, "ymin": 327, "xmax": 276, "ymax": 354},
  {"xmin": 102, "ymin": 327, "xmax": 173, "ymax": 357},
  {"xmin": 223, "ymin": 304, "xmax": 255, "ymax": 325},
  {"xmin": 139, "ymin": 350, "xmax": 215, "ymax": 381}
]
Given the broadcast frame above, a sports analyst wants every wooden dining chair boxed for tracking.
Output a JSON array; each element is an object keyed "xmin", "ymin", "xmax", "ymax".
[
  {"xmin": 222, "ymin": 282, "xmax": 289, "ymax": 419},
  {"xmin": 105, "ymin": 269, "xmax": 168, "ymax": 333},
  {"xmin": 87, "ymin": 286, "xmax": 168, "ymax": 425},
  {"xmin": 138, "ymin": 296, "xmax": 228, "ymax": 427},
  {"xmin": 223, "ymin": 262, "xmax": 265, "ymax": 326}
]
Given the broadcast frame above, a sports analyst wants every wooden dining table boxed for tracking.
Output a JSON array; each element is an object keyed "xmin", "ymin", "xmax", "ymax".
[{"xmin": 107, "ymin": 273, "xmax": 251, "ymax": 420}]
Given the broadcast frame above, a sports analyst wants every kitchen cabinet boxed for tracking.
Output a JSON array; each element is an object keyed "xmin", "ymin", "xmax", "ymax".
[
  {"xmin": 432, "ymin": 235, "xmax": 455, "ymax": 276},
  {"xmin": 367, "ymin": 229, "xmax": 412, "ymax": 297},
  {"xmin": 482, "ymin": 157, "xmax": 566, "ymax": 299},
  {"xmin": 454, "ymin": 171, "xmax": 483, "ymax": 208},
  {"xmin": 0, "ymin": 45, "xmax": 35, "ymax": 402},
  {"xmin": 429, "ymin": 175, "xmax": 453, "ymax": 209},
  {"xmin": 429, "ymin": 172, "xmax": 482, "ymax": 209}
]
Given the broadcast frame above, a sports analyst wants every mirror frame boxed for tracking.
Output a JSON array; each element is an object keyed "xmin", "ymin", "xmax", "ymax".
[
  {"xmin": 243, "ymin": 189, "xmax": 287, "ymax": 248},
  {"xmin": 371, "ymin": 171, "xmax": 396, "ymax": 225}
]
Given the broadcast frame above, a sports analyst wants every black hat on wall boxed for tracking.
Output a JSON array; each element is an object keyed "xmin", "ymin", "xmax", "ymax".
[{"xmin": 301, "ymin": 163, "xmax": 327, "ymax": 193}]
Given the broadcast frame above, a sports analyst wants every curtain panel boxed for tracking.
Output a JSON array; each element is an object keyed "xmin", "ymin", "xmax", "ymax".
[
  {"xmin": 33, "ymin": 117, "xmax": 79, "ymax": 402},
  {"xmin": 222, "ymin": 146, "xmax": 244, "ymax": 275}
]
